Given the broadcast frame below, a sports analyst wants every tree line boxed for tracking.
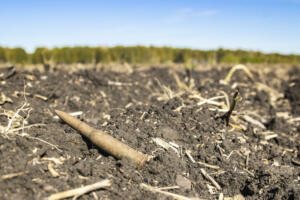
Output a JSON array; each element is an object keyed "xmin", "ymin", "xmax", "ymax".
[{"xmin": 0, "ymin": 46, "xmax": 299, "ymax": 65}]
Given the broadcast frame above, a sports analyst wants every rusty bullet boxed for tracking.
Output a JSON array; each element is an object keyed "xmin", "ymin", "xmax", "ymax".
[{"xmin": 55, "ymin": 110, "xmax": 149, "ymax": 167}]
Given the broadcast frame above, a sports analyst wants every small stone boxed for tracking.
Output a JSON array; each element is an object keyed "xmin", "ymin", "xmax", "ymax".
[
  {"xmin": 43, "ymin": 184, "xmax": 55, "ymax": 191},
  {"xmin": 159, "ymin": 126, "xmax": 180, "ymax": 140},
  {"xmin": 175, "ymin": 174, "xmax": 191, "ymax": 190},
  {"xmin": 233, "ymin": 194, "xmax": 245, "ymax": 200}
]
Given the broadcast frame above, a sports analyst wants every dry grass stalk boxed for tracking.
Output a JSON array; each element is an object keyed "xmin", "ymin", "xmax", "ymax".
[
  {"xmin": 220, "ymin": 91, "xmax": 230, "ymax": 110},
  {"xmin": 159, "ymin": 186, "xmax": 181, "ymax": 190},
  {"xmin": 34, "ymin": 94, "xmax": 48, "ymax": 101},
  {"xmin": 290, "ymin": 117, "xmax": 300, "ymax": 122},
  {"xmin": 196, "ymin": 96, "xmax": 226, "ymax": 107},
  {"xmin": 228, "ymin": 123, "xmax": 247, "ymax": 131},
  {"xmin": 26, "ymin": 135, "xmax": 62, "ymax": 152},
  {"xmin": 153, "ymin": 78, "xmax": 184, "ymax": 101},
  {"xmin": 291, "ymin": 159, "xmax": 300, "ymax": 166},
  {"xmin": 4, "ymin": 102, "xmax": 30, "ymax": 133},
  {"xmin": 264, "ymin": 134, "xmax": 278, "ymax": 140},
  {"xmin": 107, "ymin": 80, "xmax": 132, "ymax": 86},
  {"xmin": 55, "ymin": 110, "xmax": 150, "ymax": 167},
  {"xmin": 45, "ymin": 179, "xmax": 111, "ymax": 200},
  {"xmin": 12, "ymin": 91, "xmax": 31, "ymax": 97},
  {"xmin": 256, "ymin": 131, "xmax": 278, "ymax": 141},
  {"xmin": 1, "ymin": 171, "xmax": 27, "ymax": 180},
  {"xmin": 0, "ymin": 93, "xmax": 13, "ymax": 104},
  {"xmin": 219, "ymin": 193, "xmax": 224, "ymax": 200},
  {"xmin": 172, "ymin": 72, "xmax": 193, "ymax": 92},
  {"xmin": 243, "ymin": 168, "xmax": 255, "ymax": 177},
  {"xmin": 42, "ymin": 157, "xmax": 65, "ymax": 165},
  {"xmin": 190, "ymin": 91, "xmax": 230, "ymax": 112},
  {"xmin": 185, "ymin": 150, "xmax": 220, "ymax": 169},
  {"xmin": 200, "ymin": 168, "xmax": 221, "ymax": 190},
  {"xmin": 48, "ymin": 163, "xmax": 59, "ymax": 177},
  {"xmin": 92, "ymin": 192, "xmax": 98, "ymax": 200},
  {"xmin": 1, "ymin": 101, "xmax": 47, "ymax": 137},
  {"xmin": 198, "ymin": 161, "xmax": 220, "ymax": 170},
  {"xmin": 0, "ymin": 90, "xmax": 61, "ymax": 152},
  {"xmin": 185, "ymin": 150, "xmax": 196, "ymax": 163},
  {"xmin": 173, "ymin": 72, "xmax": 231, "ymax": 113},
  {"xmin": 152, "ymin": 138, "xmax": 180, "ymax": 155},
  {"xmin": 221, "ymin": 64, "xmax": 254, "ymax": 85},
  {"xmin": 5, "ymin": 123, "xmax": 45, "ymax": 135},
  {"xmin": 140, "ymin": 183, "xmax": 202, "ymax": 200},
  {"xmin": 242, "ymin": 115, "xmax": 266, "ymax": 129}
]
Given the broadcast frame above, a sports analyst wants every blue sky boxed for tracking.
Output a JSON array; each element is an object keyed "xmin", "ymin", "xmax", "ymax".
[{"xmin": 0, "ymin": 0, "xmax": 299, "ymax": 54}]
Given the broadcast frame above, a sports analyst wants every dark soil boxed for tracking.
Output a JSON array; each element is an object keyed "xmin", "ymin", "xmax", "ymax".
[
  {"xmin": 0, "ymin": 65, "xmax": 300, "ymax": 200},
  {"xmin": 285, "ymin": 67, "xmax": 300, "ymax": 116}
]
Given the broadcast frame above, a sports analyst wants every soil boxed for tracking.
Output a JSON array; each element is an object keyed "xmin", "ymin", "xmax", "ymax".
[{"xmin": 0, "ymin": 64, "xmax": 300, "ymax": 200}]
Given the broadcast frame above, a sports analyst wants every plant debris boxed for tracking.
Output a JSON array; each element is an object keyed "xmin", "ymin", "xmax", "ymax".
[{"xmin": 0, "ymin": 65, "xmax": 299, "ymax": 199}]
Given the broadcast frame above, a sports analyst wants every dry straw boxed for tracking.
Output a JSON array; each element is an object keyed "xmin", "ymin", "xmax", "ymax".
[{"xmin": 45, "ymin": 179, "xmax": 111, "ymax": 200}]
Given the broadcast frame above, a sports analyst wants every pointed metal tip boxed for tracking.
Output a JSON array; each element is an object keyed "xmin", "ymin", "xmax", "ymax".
[
  {"xmin": 54, "ymin": 109, "xmax": 66, "ymax": 120},
  {"xmin": 55, "ymin": 109, "xmax": 63, "ymax": 115}
]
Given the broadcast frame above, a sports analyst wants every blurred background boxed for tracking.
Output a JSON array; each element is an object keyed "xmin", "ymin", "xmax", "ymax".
[{"xmin": 0, "ymin": 0, "xmax": 299, "ymax": 65}]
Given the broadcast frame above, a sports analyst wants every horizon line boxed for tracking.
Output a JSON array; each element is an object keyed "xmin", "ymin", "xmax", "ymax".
[{"xmin": 1, "ymin": 44, "xmax": 299, "ymax": 56}]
